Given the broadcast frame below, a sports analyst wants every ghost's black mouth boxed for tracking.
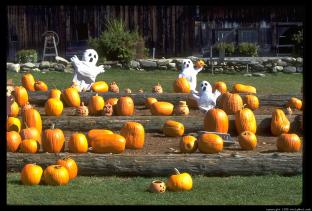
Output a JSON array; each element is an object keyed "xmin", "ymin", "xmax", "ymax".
[
  {"xmin": 89, "ymin": 58, "xmax": 93, "ymax": 63},
  {"xmin": 203, "ymin": 86, "xmax": 206, "ymax": 92}
]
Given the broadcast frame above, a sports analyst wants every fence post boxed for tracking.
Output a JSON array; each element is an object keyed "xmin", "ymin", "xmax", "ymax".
[{"xmin": 210, "ymin": 46, "xmax": 214, "ymax": 75}]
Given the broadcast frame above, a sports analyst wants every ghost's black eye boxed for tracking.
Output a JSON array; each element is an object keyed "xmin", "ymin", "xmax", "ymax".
[
  {"xmin": 188, "ymin": 61, "xmax": 190, "ymax": 63},
  {"xmin": 205, "ymin": 82, "xmax": 208, "ymax": 86},
  {"xmin": 89, "ymin": 53, "xmax": 92, "ymax": 57},
  {"xmin": 183, "ymin": 62, "xmax": 186, "ymax": 65},
  {"xmin": 94, "ymin": 55, "xmax": 96, "ymax": 58}
]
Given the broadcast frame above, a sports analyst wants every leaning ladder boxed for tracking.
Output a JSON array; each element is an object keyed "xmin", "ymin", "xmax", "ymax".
[{"xmin": 42, "ymin": 35, "xmax": 58, "ymax": 61}]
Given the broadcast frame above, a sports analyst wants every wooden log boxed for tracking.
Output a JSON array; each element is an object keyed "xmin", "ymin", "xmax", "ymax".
[
  {"xmin": 28, "ymin": 91, "xmax": 302, "ymax": 107},
  {"xmin": 41, "ymin": 114, "xmax": 302, "ymax": 135},
  {"xmin": 7, "ymin": 152, "xmax": 302, "ymax": 176}
]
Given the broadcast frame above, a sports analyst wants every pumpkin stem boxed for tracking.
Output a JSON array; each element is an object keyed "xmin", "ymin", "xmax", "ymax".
[
  {"xmin": 174, "ymin": 168, "xmax": 180, "ymax": 175},
  {"xmin": 54, "ymin": 165, "xmax": 63, "ymax": 169}
]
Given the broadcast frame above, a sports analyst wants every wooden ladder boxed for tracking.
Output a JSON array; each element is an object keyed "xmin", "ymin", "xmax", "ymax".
[{"xmin": 42, "ymin": 34, "xmax": 58, "ymax": 61}]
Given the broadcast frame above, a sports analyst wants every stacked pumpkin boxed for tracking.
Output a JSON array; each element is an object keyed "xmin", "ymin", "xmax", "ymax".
[{"xmin": 22, "ymin": 73, "xmax": 48, "ymax": 92}]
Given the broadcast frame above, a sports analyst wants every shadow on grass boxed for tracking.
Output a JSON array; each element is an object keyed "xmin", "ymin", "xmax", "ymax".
[{"xmin": 8, "ymin": 180, "xmax": 22, "ymax": 185}]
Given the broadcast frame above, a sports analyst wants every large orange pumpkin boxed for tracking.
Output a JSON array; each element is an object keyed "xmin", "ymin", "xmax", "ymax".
[
  {"xmin": 61, "ymin": 87, "xmax": 81, "ymax": 107},
  {"xmin": 271, "ymin": 109, "xmax": 290, "ymax": 136},
  {"xmin": 42, "ymin": 124, "xmax": 65, "ymax": 153},
  {"xmin": 150, "ymin": 102, "xmax": 174, "ymax": 116},
  {"xmin": 91, "ymin": 134, "xmax": 126, "ymax": 154},
  {"xmin": 49, "ymin": 88, "xmax": 62, "ymax": 99},
  {"xmin": 116, "ymin": 96, "xmax": 134, "ymax": 116},
  {"xmin": 163, "ymin": 120, "xmax": 184, "ymax": 137},
  {"xmin": 235, "ymin": 107, "xmax": 257, "ymax": 134},
  {"xmin": 9, "ymin": 101, "xmax": 19, "ymax": 117},
  {"xmin": 14, "ymin": 86, "xmax": 29, "ymax": 107},
  {"xmin": 21, "ymin": 73, "xmax": 35, "ymax": 91},
  {"xmin": 6, "ymin": 117, "xmax": 21, "ymax": 132},
  {"xmin": 68, "ymin": 132, "xmax": 88, "ymax": 153},
  {"xmin": 120, "ymin": 122, "xmax": 145, "ymax": 149},
  {"xmin": 22, "ymin": 105, "xmax": 42, "ymax": 134},
  {"xmin": 213, "ymin": 81, "xmax": 227, "ymax": 94},
  {"xmin": 166, "ymin": 168, "xmax": 193, "ymax": 191},
  {"xmin": 173, "ymin": 78, "xmax": 191, "ymax": 93},
  {"xmin": 204, "ymin": 108, "xmax": 229, "ymax": 133},
  {"xmin": 20, "ymin": 163, "xmax": 43, "ymax": 185},
  {"xmin": 45, "ymin": 98, "xmax": 64, "ymax": 116},
  {"xmin": 286, "ymin": 97, "xmax": 302, "ymax": 110},
  {"xmin": 276, "ymin": 133, "xmax": 301, "ymax": 152},
  {"xmin": 20, "ymin": 139, "xmax": 39, "ymax": 153},
  {"xmin": 243, "ymin": 95, "xmax": 260, "ymax": 111},
  {"xmin": 145, "ymin": 97, "xmax": 158, "ymax": 109},
  {"xmin": 221, "ymin": 92, "xmax": 243, "ymax": 115},
  {"xmin": 20, "ymin": 125, "xmax": 41, "ymax": 145},
  {"xmin": 43, "ymin": 165, "xmax": 69, "ymax": 186},
  {"xmin": 34, "ymin": 81, "xmax": 48, "ymax": 91},
  {"xmin": 87, "ymin": 129, "xmax": 114, "ymax": 146},
  {"xmin": 232, "ymin": 83, "xmax": 256, "ymax": 94},
  {"xmin": 7, "ymin": 131, "xmax": 21, "ymax": 152},
  {"xmin": 238, "ymin": 131, "xmax": 257, "ymax": 150},
  {"xmin": 88, "ymin": 94, "xmax": 105, "ymax": 116},
  {"xmin": 91, "ymin": 81, "xmax": 109, "ymax": 93},
  {"xmin": 56, "ymin": 157, "xmax": 78, "ymax": 180},
  {"xmin": 198, "ymin": 133, "xmax": 223, "ymax": 154},
  {"xmin": 180, "ymin": 135, "xmax": 198, "ymax": 153}
]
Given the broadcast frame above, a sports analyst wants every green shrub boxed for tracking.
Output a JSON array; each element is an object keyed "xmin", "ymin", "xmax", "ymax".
[
  {"xmin": 89, "ymin": 19, "xmax": 145, "ymax": 65},
  {"xmin": 215, "ymin": 42, "xmax": 235, "ymax": 56},
  {"xmin": 16, "ymin": 49, "xmax": 38, "ymax": 63},
  {"xmin": 292, "ymin": 30, "xmax": 303, "ymax": 57},
  {"xmin": 238, "ymin": 42, "xmax": 259, "ymax": 57}
]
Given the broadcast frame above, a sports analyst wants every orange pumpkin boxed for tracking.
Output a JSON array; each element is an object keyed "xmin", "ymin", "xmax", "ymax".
[
  {"xmin": 14, "ymin": 86, "xmax": 29, "ymax": 107},
  {"xmin": 173, "ymin": 78, "xmax": 191, "ymax": 93},
  {"xmin": 43, "ymin": 165, "xmax": 70, "ymax": 186},
  {"xmin": 180, "ymin": 135, "xmax": 198, "ymax": 153},
  {"xmin": 34, "ymin": 81, "xmax": 48, "ymax": 91},
  {"xmin": 6, "ymin": 117, "xmax": 21, "ymax": 132},
  {"xmin": 91, "ymin": 134, "xmax": 126, "ymax": 154},
  {"xmin": 166, "ymin": 168, "xmax": 193, "ymax": 191},
  {"xmin": 232, "ymin": 83, "xmax": 256, "ymax": 94},
  {"xmin": 45, "ymin": 98, "xmax": 64, "ymax": 116},
  {"xmin": 221, "ymin": 92, "xmax": 243, "ymax": 115},
  {"xmin": 194, "ymin": 59, "xmax": 206, "ymax": 69},
  {"xmin": 150, "ymin": 101, "xmax": 174, "ymax": 116},
  {"xmin": 238, "ymin": 131, "xmax": 257, "ymax": 150},
  {"xmin": 276, "ymin": 133, "xmax": 301, "ymax": 152},
  {"xmin": 106, "ymin": 98, "xmax": 118, "ymax": 106},
  {"xmin": 21, "ymin": 73, "xmax": 36, "ymax": 91},
  {"xmin": 22, "ymin": 105, "xmax": 42, "ymax": 134},
  {"xmin": 49, "ymin": 88, "xmax": 62, "ymax": 99},
  {"xmin": 271, "ymin": 109, "xmax": 290, "ymax": 136},
  {"xmin": 120, "ymin": 122, "xmax": 145, "ymax": 149},
  {"xmin": 20, "ymin": 163, "xmax": 43, "ymax": 185},
  {"xmin": 235, "ymin": 107, "xmax": 257, "ymax": 134},
  {"xmin": 68, "ymin": 132, "xmax": 88, "ymax": 153},
  {"xmin": 61, "ymin": 87, "xmax": 81, "ymax": 107},
  {"xmin": 213, "ymin": 81, "xmax": 227, "ymax": 94},
  {"xmin": 204, "ymin": 108, "xmax": 229, "ymax": 133},
  {"xmin": 243, "ymin": 95, "xmax": 260, "ymax": 111},
  {"xmin": 20, "ymin": 139, "xmax": 39, "ymax": 153},
  {"xmin": 163, "ymin": 120, "xmax": 184, "ymax": 137},
  {"xmin": 87, "ymin": 129, "xmax": 114, "ymax": 146},
  {"xmin": 145, "ymin": 97, "xmax": 158, "ymax": 109},
  {"xmin": 286, "ymin": 97, "xmax": 302, "ymax": 110},
  {"xmin": 88, "ymin": 94, "xmax": 105, "ymax": 116},
  {"xmin": 9, "ymin": 101, "xmax": 19, "ymax": 117},
  {"xmin": 7, "ymin": 131, "xmax": 21, "ymax": 152},
  {"xmin": 56, "ymin": 157, "xmax": 78, "ymax": 180},
  {"xmin": 42, "ymin": 124, "xmax": 65, "ymax": 153},
  {"xmin": 20, "ymin": 125, "xmax": 41, "ymax": 145},
  {"xmin": 91, "ymin": 81, "xmax": 109, "ymax": 93},
  {"xmin": 116, "ymin": 96, "xmax": 134, "ymax": 116},
  {"xmin": 198, "ymin": 133, "xmax": 223, "ymax": 154}
]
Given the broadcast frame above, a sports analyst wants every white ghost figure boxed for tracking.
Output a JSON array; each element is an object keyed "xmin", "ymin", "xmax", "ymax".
[
  {"xmin": 178, "ymin": 59, "xmax": 204, "ymax": 93},
  {"xmin": 191, "ymin": 80, "xmax": 221, "ymax": 113},
  {"xmin": 71, "ymin": 49, "xmax": 105, "ymax": 92}
]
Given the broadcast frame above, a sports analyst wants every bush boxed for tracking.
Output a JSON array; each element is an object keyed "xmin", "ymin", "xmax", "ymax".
[
  {"xmin": 89, "ymin": 19, "xmax": 145, "ymax": 65},
  {"xmin": 238, "ymin": 43, "xmax": 259, "ymax": 57},
  {"xmin": 292, "ymin": 30, "xmax": 303, "ymax": 57},
  {"xmin": 16, "ymin": 49, "xmax": 38, "ymax": 63},
  {"xmin": 215, "ymin": 42, "xmax": 235, "ymax": 56}
]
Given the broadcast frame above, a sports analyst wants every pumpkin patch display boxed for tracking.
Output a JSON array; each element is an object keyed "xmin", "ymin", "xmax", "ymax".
[
  {"xmin": 21, "ymin": 73, "xmax": 36, "ymax": 91},
  {"xmin": 56, "ymin": 157, "xmax": 78, "ymax": 180},
  {"xmin": 88, "ymin": 94, "xmax": 105, "ymax": 116},
  {"xmin": 276, "ymin": 133, "xmax": 301, "ymax": 152},
  {"xmin": 9, "ymin": 101, "xmax": 19, "ymax": 117},
  {"xmin": 150, "ymin": 101, "xmax": 174, "ymax": 116},
  {"xmin": 14, "ymin": 86, "xmax": 29, "ymax": 107},
  {"xmin": 120, "ymin": 122, "xmax": 145, "ymax": 149},
  {"xmin": 166, "ymin": 168, "xmax": 193, "ymax": 192},
  {"xmin": 271, "ymin": 109, "xmax": 290, "ymax": 136},
  {"xmin": 221, "ymin": 92, "xmax": 243, "ymax": 115},
  {"xmin": 163, "ymin": 120, "xmax": 184, "ymax": 137},
  {"xmin": 145, "ymin": 97, "xmax": 158, "ymax": 109},
  {"xmin": 20, "ymin": 126, "xmax": 41, "ymax": 145},
  {"xmin": 152, "ymin": 83, "xmax": 163, "ymax": 93},
  {"xmin": 286, "ymin": 97, "xmax": 302, "ymax": 110},
  {"xmin": 68, "ymin": 132, "xmax": 88, "ymax": 153},
  {"xmin": 34, "ymin": 81, "xmax": 48, "ymax": 91},
  {"xmin": 43, "ymin": 165, "xmax": 70, "ymax": 186},
  {"xmin": 232, "ymin": 83, "xmax": 256, "ymax": 94},
  {"xmin": 180, "ymin": 135, "xmax": 198, "ymax": 153},
  {"xmin": 22, "ymin": 104, "xmax": 42, "ymax": 134},
  {"xmin": 87, "ymin": 129, "xmax": 114, "ymax": 146},
  {"xmin": 6, "ymin": 117, "xmax": 21, "ymax": 132},
  {"xmin": 173, "ymin": 77, "xmax": 191, "ymax": 93},
  {"xmin": 116, "ymin": 96, "xmax": 134, "ymax": 116},
  {"xmin": 235, "ymin": 107, "xmax": 257, "ymax": 134},
  {"xmin": 204, "ymin": 108, "xmax": 229, "ymax": 133},
  {"xmin": 91, "ymin": 134, "xmax": 126, "ymax": 154},
  {"xmin": 42, "ymin": 124, "xmax": 65, "ymax": 153},
  {"xmin": 7, "ymin": 131, "xmax": 21, "ymax": 152},
  {"xmin": 61, "ymin": 87, "xmax": 81, "ymax": 107},
  {"xmin": 238, "ymin": 131, "xmax": 257, "ymax": 150},
  {"xmin": 21, "ymin": 164, "xmax": 43, "ymax": 185},
  {"xmin": 91, "ymin": 81, "xmax": 109, "ymax": 93},
  {"xmin": 20, "ymin": 139, "xmax": 39, "ymax": 153},
  {"xmin": 213, "ymin": 81, "xmax": 227, "ymax": 94},
  {"xmin": 49, "ymin": 88, "xmax": 62, "ymax": 99},
  {"xmin": 243, "ymin": 95, "xmax": 260, "ymax": 111},
  {"xmin": 45, "ymin": 98, "xmax": 64, "ymax": 116},
  {"xmin": 198, "ymin": 133, "xmax": 223, "ymax": 154}
]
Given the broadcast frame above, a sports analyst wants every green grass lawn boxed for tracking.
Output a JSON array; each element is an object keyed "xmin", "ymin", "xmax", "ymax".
[
  {"xmin": 7, "ymin": 69, "xmax": 303, "ymax": 95},
  {"xmin": 7, "ymin": 173, "xmax": 302, "ymax": 205}
]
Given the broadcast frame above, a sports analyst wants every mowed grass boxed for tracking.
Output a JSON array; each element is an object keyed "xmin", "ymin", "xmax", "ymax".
[
  {"xmin": 7, "ymin": 173, "xmax": 302, "ymax": 205},
  {"xmin": 7, "ymin": 69, "xmax": 303, "ymax": 95}
]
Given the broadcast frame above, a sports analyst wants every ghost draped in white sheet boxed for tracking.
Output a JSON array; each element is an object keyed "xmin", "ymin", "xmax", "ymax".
[
  {"xmin": 71, "ymin": 49, "xmax": 105, "ymax": 92},
  {"xmin": 178, "ymin": 59, "xmax": 204, "ymax": 93}
]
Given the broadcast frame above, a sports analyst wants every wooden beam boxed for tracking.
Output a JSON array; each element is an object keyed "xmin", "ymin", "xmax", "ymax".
[{"xmin": 7, "ymin": 152, "xmax": 302, "ymax": 176}]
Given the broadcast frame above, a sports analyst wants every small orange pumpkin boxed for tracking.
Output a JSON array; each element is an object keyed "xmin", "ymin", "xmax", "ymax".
[
  {"xmin": 20, "ymin": 125, "xmax": 41, "ymax": 145},
  {"xmin": 238, "ymin": 131, "xmax": 257, "ymax": 150},
  {"xmin": 20, "ymin": 139, "xmax": 39, "ymax": 153},
  {"xmin": 106, "ymin": 98, "xmax": 118, "ymax": 106},
  {"xmin": 21, "ymin": 73, "xmax": 36, "ymax": 91},
  {"xmin": 286, "ymin": 97, "xmax": 302, "ymax": 110},
  {"xmin": 49, "ymin": 88, "xmax": 62, "ymax": 99},
  {"xmin": 163, "ymin": 120, "xmax": 184, "ymax": 137},
  {"xmin": 198, "ymin": 133, "xmax": 223, "ymax": 154},
  {"xmin": 194, "ymin": 59, "xmax": 206, "ymax": 69},
  {"xmin": 43, "ymin": 165, "xmax": 70, "ymax": 186},
  {"xmin": 180, "ymin": 135, "xmax": 198, "ymax": 153},
  {"xmin": 6, "ymin": 117, "xmax": 21, "ymax": 132},
  {"xmin": 150, "ymin": 101, "xmax": 174, "ymax": 116},
  {"xmin": 68, "ymin": 132, "xmax": 88, "ymax": 153},
  {"xmin": 232, "ymin": 83, "xmax": 256, "ymax": 94},
  {"xmin": 145, "ymin": 97, "xmax": 158, "ymax": 109},
  {"xmin": 20, "ymin": 163, "xmax": 43, "ymax": 185},
  {"xmin": 7, "ymin": 131, "xmax": 22, "ymax": 152},
  {"xmin": 14, "ymin": 86, "xmax": 29, "ymax": 107},
  {"xmin": 166, "ymin": 168, "xmax": 193, "ymax": 191},
  {"xmin": 120, "ymin": 122, "xmax": 145, "ymax": 149},
  {"xmin": 34, "ymin": 81, "xmax": 48, "ymax": 91},
  {"xmin": 91, "ymin": 134, "xmax": 126, "ymax": 154},
  {"xmin": 88, "ymin": 94, "xmax": 105, "ymax": 116},
  {"xmin": 271, "ymin": 109, "xmax": 290, "ymax": 136},
  {"xmin": 173, "ymin": 78, "xmax": 191, "ymax": 93},
  {"xmin": 45, "ymin": 98, "xmax": 64, "ymax": 116},
  {"xmin": 42, "ymin": 124, "xmax": 65, "ymax": 153},
  {"xmin": 243, "ymin": 95, "xmax": 260, "ymax": 111},
  {"xmin": 87, "ymin": 129, "xmax": 114, "ymax": 146},
  {"xmin": 204, "ymin": 108, "xmax": 229, "ymax": 133},
  {"xmin": 91, "ymin": 81, "xmax": 109, "ymax": 93},
  {"xmin": 116, "ymin": 96, "xmax": 134, "ymax": 116},
  {"xmin": 276, "ymin": 133, "xmax": 301, "ymax": 152},
  {"xmin": 56, "ymin": 157, "xmax": 78, "ymax": 180},
  {"xmin": 213, "ymin": 81, "xmax": 227, "ymax": 94},
  {"xmin": 9, "ymin": 101, "xmax": 20, "ymax": 117},
  {"xmin": 235, "ymin": 107, "xmax": 257, "ymax": 134},
  {"xmin": 61, "ymin": 87, "xmax": 81, "ymax": 107}
]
